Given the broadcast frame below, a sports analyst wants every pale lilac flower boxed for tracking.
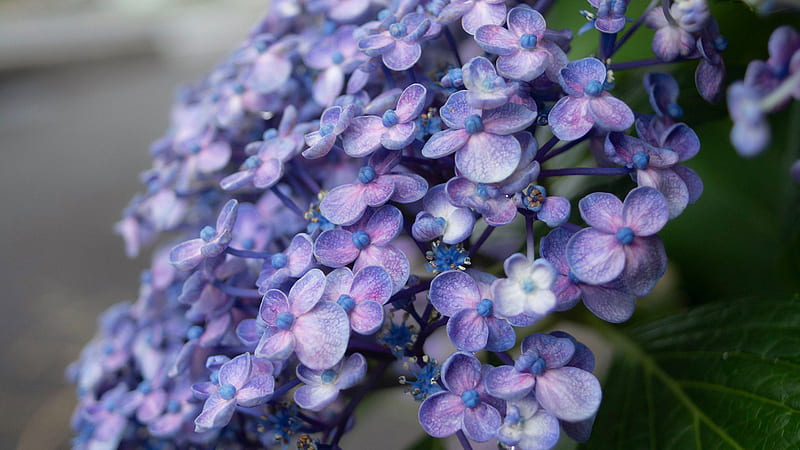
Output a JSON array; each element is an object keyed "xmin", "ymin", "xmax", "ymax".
[
  {"xmin": 566, "ymin": 187, "xmax": 668, "ymax": 296},
  {"xmin": 445, "ymin": 177, "xmax": 517, "ymax": 226},
  {"xmin": 475, "ymin": 6, "xmax": 568, "ymax": 82},
  {"xmin": 343, "ymin": 83, "xmax": 428, "ymax": 156},
  {"xmin": 645, "ymin": 6, "xmax": 698, "ymax": 61},
  {"xmin": 492, "ymin": 254, "xmax": 558, "ymax": 318},
  {"xmin": 429, "ymin": 270, "xmax": 515, "ymax": 352},
  {"xmin": 412, "ymin": 184, "xmax": 475, "ymax": 244},
  {"xmin": 548, "ymin": 57, "xmax": 634, "ymax": 141},
  {"xmin": 242, "ymin": 35, "xmax": 297, "ymax": 93},
  {"xmin": 728, "ymin": 82, "xmax": 771, "ymax": 157},
  {"xmin": 745, "ymin": 26, "xmax": 800, "ymax": 93},
  {"xmin": 496, "ymin": 395, "xmax": 560, "ymax": 450},
  {"xmin": 294, "ymin": 353, "xmax": 367, "ymax": 411},
  {"xmin": 220, "ymin": 135, "xmax": 296, "ymax": 191},
  {"xmin": 255, "ymin": 269, "xmax": 350, "ymax": 369},
  {"xmin": 305, "ymin": 26, "xmax": 365, "ymax": 106},
  {"xmin": 322, "ymin": 266, "xmax": 392, "ymax": 335},
  {"xmin": 460, "ymin": 57, "xmax": 518, "ymax": 109},
  {"xmin": 422, "ymin": 90, "xmax": 537, "ymax": 183},
  {"xmin": 319, "ymin": 149, "xmax": 427, "ymax": 225},
  {"xmin": 437, "ymin": 0, "xmax": 507, "ymax": 36},
  {"xmin": 256, "ymin": 233, "xmax": 315, "ymax": 293},
  {"xmin": 418, "ymin": 352, "xmax": 503, "ymax": 442},
  {"xmin": 314, "ymin": 205, "xmax": 410, "ymax": 291},
  {"xmin": 303, "ymin": 105, "xmax": 358, "ymax": 159},
  {"xmin": 194, "ymin": 353, "xmax": 275, "ymax": 431},
  {"xmin": 358, "ymin": 13, "xmax": 441, "ymax": 71},
  {"xmin": 170, "ymin": 199, "xmax": 238, "ymax": 271},
  {"xmin": 485, "ymin": 333, "xmax": 601, "ymax": 421}
]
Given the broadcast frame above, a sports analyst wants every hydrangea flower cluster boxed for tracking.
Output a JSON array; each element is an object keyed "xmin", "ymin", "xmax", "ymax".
[{"xmin": 70, "ymin": 0, "xmax": 797, "ymax": 448}]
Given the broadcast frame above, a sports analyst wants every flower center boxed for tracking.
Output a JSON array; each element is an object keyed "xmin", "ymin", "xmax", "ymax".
[
  {"xmin": 389, "ymin": 22, "xmax": 407, "ymax": 38},
  {"xmin": 271, "ymin": 252, "xmax": 288, "ymax": 269},
  {"xmin": 189, "ymin": 144, "xmax": 202, "ymax": 154},
  {"xmin": 331, "ymin": 51, "xmax": 345, "ymax": 65},
  {"xmin": 521, "ymin": 279, "xmax": 536, "ymax": 292},
  {"xmin": 667, "ymin": 103, "xmax": 683, "ymax": 119},
  {"xmin": 632, "ymin": 151, "xmax": 650, "ymax": 169},
  {"xmin": 352, "ymin": 230, "xmax": 371, "ymax": 249},
  {"xmin": 244, "ymin": 155, "xmax": 262, "ymax": 169},
  {"xmin": 475, "ymin": 183, "xmax": 490, "ymax": 199},
  {"xmin": 584, "ymin": 79, "xmax": 604, "ymax": 97},
  {"xmin": 276, "ymin": 312, "xmax": 294, "ymax": 330},
  {"xmin": 616, "ymin": 226, "xmax": 635, "ymax": 245},
  {"xmin": 358, "ymin": 166, "xmax": 377, "ymax": 184},
  {"xmin": 200, "ymin": 226, "xmax": 217, "ymax": 242},
  {"xmin": 319, "ymin": 123, "xmax": 334, "ymax": 136},
  {"xmin": 166, "ymin": 399, "xmax": 182, "ymax": 413},
  {"xmin": 464, "ymin": 114, "xmax": 484, "ymax": 134},
  {"xmin": 218, "ymin": 384, "xmax": 237, "ymax": 400},
  {"xmin": 461, "ymin": 389, "xmax": 480, "ymax": 409},
  {"xmin": 522, "ymin": 185, "xmax": 546, "ymax": 212},
  {"xmin": 187, "ymin": 325, "xmax": 203, "ymax": 340},
  {"xmin": 382, "ymin": 109, "xmax": 399, "ymax": 127},
  {"xmin": 337, "ymin": 294, "xmax": 356, "ymax": 312},
  {"xmin": 519, "ymin": 33, "xmax": 538, "ymax": 49},
  {"xmin": 476, "ymin": 298, "xmax": 494, "ymax": 317},
  {"xmin": 240, "ymin": 237, "xmax": 256, "ymax": 250},
  {"xmin": 321, "ymin": 369, "xmax": 337, "ymax": 384}
]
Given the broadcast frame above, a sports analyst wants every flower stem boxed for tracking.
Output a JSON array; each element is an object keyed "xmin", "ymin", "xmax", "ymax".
[
  {"xmin": 456, "ymin": 430, "xmax": 474, "ymax": 450},
  {"xmin": 539, "ymin": 167, "xmax": 632, "ymax": 177},
  {"xmin": 270, "ymin": 186, "xmax": 306, "ymax": 217},
  {"xmin": 468, "ymin": 225, "xmax": 495, "ymax": 257},
  {"xmin": 610, "ymin": 0, "xmax": 660, "ymax": 57},
  {"xmin": 213, "ymin": 280, "xmax": 262, "ymax": 298},
  {"xmin": 608, "ymin": 57, "xmax": 680, "ymax": 71},
  {"xmin": 535, "ymin": 136, "xmax": 560, "ymax": 162},
  {"xmin": 272, "ymin": 378, "xmax": 301, "ymax": 399},
  {"xmin": 525, "ymin": 215, "xmax": 535, "ymax": 259},
  {"xmin": 443, "ymin": 26, "xmax": 463, "ymax": 67},
  {"xmin": 540, "ymin": 135, "xmax": 589, "ymax": 163},
  {"xmin": 225, "ymin": 247, "xmax": 271, "ymax": 259}
]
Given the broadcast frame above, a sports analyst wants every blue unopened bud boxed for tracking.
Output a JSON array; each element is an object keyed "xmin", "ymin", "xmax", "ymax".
[
  {"xmin": 271, "ymin": 252, "xmax": 288, "ymax": 269},
  {"xmin": 319, "ymin": 123, "xmax": 334, "ymax": 136},
  {"xmin": 505, "ymin": 405, "xmax": 522, "ymax": 425},
  {"xmin": 667, "ymin": 103, "xmax": 683, "ymax": 118},
  {"xmin": 138, "ymin": 380, "xmax": 152, "ymax": 394},
  {"xmin": 263, "ymin": 129, "xmax": 278, "ymax": 140},
  {"xmin": 714, "ymin": 35, "xmax": 728, "ymax": 52},
  {"xmin": 584, "ymin": 80, "xmax": 603, "ymax": 97},
  {"xmin": 337, "ymin": 294, "xmax": 356, "ymax": 312},
  {"xmin": 189, "ymin": 144, "xmax": 202, "ymax": 154},
  {"xmin": 447, "ymin": 68, "xmax": 463, "ymax": 86},
  {"xmin": 200, "ymin": 226, "xmax": 217, "ymax": 242},
  {"xmin": 461, "ymin": 389, "xmax": 480, "ymax": 408},
  {"xmin": 276, "ymin": 312, "xmax": 294, "ymax": 330},
  {"xmin": 476, "ymin": 183, "xmax": 490, "ymax": 199},
  {"xmin": 321, "ymin": 369, "xmax": 338, "ymax": 384},
  {"xmin": 358, "ymin": 166, "xmax": 377, "ymax": 184},
  {"xmin": 232, "ymin": 83, "xmax": 245, "ymax": 95},
  {"xmin": 389, "ymin": 22, "xmax": 407, "ymax": 38},
  {"xmin": 519, "ymin": 33, "xmax": 538, "ymax": 49},
  {"xmin": 476, "ymin": 298, "xmax": 494, "ymax": 317},
  {"xmin": 187, "ymin": 325, "xmax": 203, "ymax": 340},
  {"xmin": 530, "ymin": 357, "xmax": 546, "ymax": 375},
  {"xmin": 244, "ymin": 155, "xmax": 262, "ymax": 170},
  {"xmin": 616, "ymin": 226, "xmax": 635, "ymax": 245},
  {"xmin": 352, "ymin": 230, "xmax": 371, "ymax": 249},
  {"xmin": 377, "ymin": 9, "xmax": 392, "ymax": 20},
  {"xmin": 218, "ymin": 384, "xmax": 237, "ymax": 400},
  {"xmin": 521, "ymin": 279, "xmax": 536, "ymax": 292},
  {"xmin": 632, "ymin": 151, "xmax": 650, "ymax": 169},
  {"xmin": 464, "ymin": 114, "xmax": 484, "ymax": 134},
  {"xmin": 240, "ymin": 237, "xmax": 256, "ymax": 250},
  {"xmin": 331, "ymin": 51, "xmax": 345, "ymax": 65},
  {"xmin": 382, "ymin": 109, "xmax": 399, "ymax": 127}
]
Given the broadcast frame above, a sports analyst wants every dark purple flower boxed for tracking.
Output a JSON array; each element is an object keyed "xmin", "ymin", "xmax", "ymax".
[
  {"xmin": 429, "ymin": 270, "xmax": 515, "ymax": 352},
  {"xmin": 437, "ymin": 0, "xmax": 507, "ymax": 36},
  {"xmin": 359, "ymin": 13, "xmax": 440, "ymax": 71},
  {"xmin": 194, "ymin": 353, "xmax": 275, "ymax": 431},
  {"xmin": 566, "ymin": 187, "xmax": 668, "ymax": 296},
  {"xmin": 745, "ymin": 26, "xmax": 800, "ymax": 93},
  {"xmin": 343, "ymin": 83, "xmax": 428, "ymax": 156},
  {"xmin": 695, "ymin": 20, "xmax": 727, "ymax": 103},
  {"xmin": 170, "ymin": 199, "xmax": 238, "ymax": 271},
  {"xmin": 255, "ymin": 269, "xmax": 350, "ymax": 369},
  {"xmin": 418, "ymin": 352, "xmax": 503, "ymax": 442},
  {"xmin": 644, "ymin": 72, "xmax": 683, "ymax": 127},
  {"xmin": 303, "ymin": 105, "xmax": 358, "ymax": 159},
  {"xmin": 412, "ymin": 184, "xmax": 475, "ymax": 244},
  {"xmin": 256, "ymin": 233, "xmax": 315, "ymax": 293},
  {"xmin": 485, "ymin": 333, "xmax": 601, "ymax": 422},
  {"xmin": 422, "ymin": 90, "xmax": 537, "ymax": 183},
  {"xmin": 492, "ymin": 254, "xmax": 558, "ymax": 318},
  {"xmin": 314, "ymin": 205, "xmax": 410, "ymax": 291},
  {"xmin": 294, "ymin": 353, "xmax": 367, "ymax": 411},
  {"xmin": 475, "ymin": 6, "xmax": 568, "ymax": 82},
  {"xmin": 319, "ymin": 149, "xmax": 427, "ymax": 225},
  {"xmin": 645, "ymin": 5, "xmax": 699, "ymax": 61},
  {"xmin": 322, "ymin": 266, "xmax": 392, "ymax": 335},
  {"xmin": 549, "ymin": 58, "xmax": 634, "ymax": 141}
]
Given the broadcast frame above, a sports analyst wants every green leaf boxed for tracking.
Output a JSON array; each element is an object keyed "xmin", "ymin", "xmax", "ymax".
[{"xmin": 584, "ymin": 296, "xmax": 800, "ymax": 449}]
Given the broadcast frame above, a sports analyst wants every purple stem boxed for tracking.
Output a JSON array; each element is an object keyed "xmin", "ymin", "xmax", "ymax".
[
  {"xmin": 213, "ymin": 280, "xmax": 262, "ymax": 298},
  {"xmin": 468, "ymin": 226, "xmax": 495, "ymax": 257},
  {"xmin": 272, "ymin": 378, "xmax": 301, "ymax": 399},
  {"xmin": 443, "ymin": 26, "xmax": 463, "ymax": 67},
  {"xmin": 533, "ymin": 0, "xmax": 555, "ymax": 14},
  {"xmin": 225, "ymin": 247, "xmax": 271, "ymax": 259},
  {"xmin": 270, "ymin": 185, "xmax": 306, "ymax": 217},
  {"xmin": 599, "ymin": 32, "xmax": 617, "ymax": 61},
  {"xmin": 608, "ymin": 57, "xmax": 678, "ymax": 71},
  {"xmin": 456, "ymin": 430, "xmax": 474, "ymax": 450},
  {"xmin": 389, "ymin": 280, "xmax": 432, "ymax": 305},
  {"xmin": 540, "ymin": 136, "xmax": 589, "ymax": 163},
  {"xmin": 525, "ymin": 215, "xmax": 535, "ymax": 260},
  {"xmin": 539, "ymin": 167, "xmax": 632, "ymax": 177},
  {"xmin": 495, "ymin": 351, "xmax": 515, "ymax": 366},
  {"xmin": 610, "ymin": 0, "xmax": 660, "ymax": 56},
  {"xmin": 534, "ymin": 136, "xmax": 560, "ymax": 162}
]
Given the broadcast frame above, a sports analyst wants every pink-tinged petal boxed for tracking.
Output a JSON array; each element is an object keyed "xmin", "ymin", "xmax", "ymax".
[
  {"xmin": 259, "ymin": 290, "xmax": 290, "ymax": 324},
  {"xmin": 195, "ymin": 393, "xmax": 236, "ymax": 431},
  {"xmin": 622, "ymin": 187, "xmax": 668, "ymax": 236},
  {"xmin": 483, "ymin": 197, "xmax": 518, "ymax": 226},
  {"xmin": 538, "ymin": 196, "xmax": 571, "ymax": 227},
  {"xmin": 314, "ymin": 229, "xmax": 359, "ymax": 267},
  {"xmin": 351, "ymin": 266, "xmax": 393, "ymax": 303},
  {"xmin": 455, "ymin": 133, "xmax": 521, "ymax": 183},
  {"xmin": 421, "ymin": 129, "xmax": 470, "ymax": 158},
  {"xmin": 237, "ymin": 374, "xmax": 275, "ymax": 407},
  {"xmin": 355, "ymin": 244, "xmax": 410, "ymax": 292},
  {"xmin": 482, "ymin": 102, "xmax": 538, "ymax": 134},
  {"xmin": 197, "ymin": 142, "xmax": 231, "ymax": 173},
  {"xmin": 535, "ymin": 367, "xmax": 601, "ymax": 422},
  {"xmin": 559, "ymin": 58, "xmax": 606, "ymax": 96},
  {"xmin": 578, "ymin": 192, "xmax": 623, "ymax": 233},
  {"xmin": 236, "ymin": 318, "xmax": 263, "ymax": 345},
  {"xmin": 581, "ymin": 283, "xmax": 636, "ymax": 323},
  {"xmin": 395, "ymin": 83, "xmax": 427, "ymax": 122},
  {"xmin": 289, "ymin": 269, "xmax": 326, "ymax": 316},
  {"xmin": 589, "ymin": 94, "xmax": 635, "ymax": 132},
  {"xmin": 430, "ymin": 270, "xmax": 481, "ymax": 316},
  {"xmin": 246, "ymin": 54, "xmax": 292, "ymax": 93},
  {"xmin": 673, "ymin": 164, "xmax": 703, "ymax": 204},
  {"xmin": 463, "ymin": 403, "xmax": 502, "ymax": 442},
  {"xmin": 623, "ymin": 235, "xmax": 667, "ymax": 297},
  {"xmin": 439, "ymin": 90, "xmax": 479, "ymax": 128},
  {"xmin": 369, "ymin": 147, "xmax": 402, "ymax": 174},
  {"xmin": 322, "ymin": 267, "xmax": 354, "ymax": 303},
  {"xmin": 521, "ymin": 334, "xmax": 575, "ymax": 369},
  {"xmin": 475, "ymin": 25, "xmax": 518, "ymax": 55},
  {"xmin": 382, "ymin": 122, "xmax": 417, "ymax": 149},
  {"xmin": 637, "ymin": 169, "xmax": 690, "ymax": 220},
  {"xmin": 485, "ymin": 316, "xmax": 516, "ymax": 352},
  {"xmin": 651, "ymin": 27, "xmax": 692, "ymax": 62},
  {"xmin": 253, "ymin": 158, "xmax": 284, "ymax": 189},
  {"xmin": 294, "ymin": 384, "xmax": 339, "ymax": 411},
  {"xmin": 383, "ymin": 41, "xmax": 422, "ymax": 71},
  {"xmin": 362, "ymin": 177, "xmax": 396, "ymax": 207},
  {"xmin": 566, "ymin": 228, "xmax": 625, "ymax": 285},
  {"xmin": 441, "ymin": 352, "xmax": 482, "ymax": 393},
  {"xmin": 462, "ymin": 1, "xmax": 506, "ymax": 35},
  {"xmin": 418, "ymin": 392, "xmax": 465, "ymax": 437},
  {"xmin": 255, "ymin": 328, "xmax": 296, "ymax": 361},
  {"xmin": 497, "ymin": 50, "xmax": 549, "ymax": 81},
  {"xmin": 350, "ymin": 300, "xmax": 385, "ymax": 334},
  {"xmin": 170, "ymin": 239, "xmax": 205, "ymax": 271},
  {"xmin": 661, "ymin": 123, "xmax": 700, "ymax": 161},
  {"xmin": 508, "ymin": 6, "xmax": 546, "ymax": 37},
  {"xmin": 286, "ymin": 233, "xmax": 314, "ymax": 276},
  {"xmin": 293, "ymin": 302, "xmax": 350, "ymax": 369},
  {"xmin": 548, "ymin": 97, "xmax": 593, "ymax": 141},
  {"xmin": 220, "ymin": 170, "xmax": 254, "ymax": 191},
  {"xmin": 365, "ymin": 205, "xmax": 404, "ymax": 244},
  {"xmin": 343, "ymin": 116, "xmax": 385, "ymax": 157},
  {"xmin": 485, "ymin": 365, "xmax": 535, "ymax": 400},
  {"xmin": 219, "ymin": 353, "xmax": 252, "ymax": 388},
  {"xmin": 387, "ymin": 173, "xmax": 428, "ymax": 203},
  {"xmin": 313, "ymin": 66, "xmax": 345, "ymax": 106},
  {"xmin": 448, "ymin": 309, "xmax": 490, "ymax": 351},
  {"xmin": 358, "ymin": 33, "xmax": 394, "ymax": 56},
  {"xmin": 320, "ymin": 183, "xmax": 367, "ymax": 226}
]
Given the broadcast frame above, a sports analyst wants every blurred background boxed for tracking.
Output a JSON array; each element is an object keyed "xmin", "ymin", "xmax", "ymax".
[{"xmin": 0, "ymin": 0, "xmax": 797, "ymax": 448}]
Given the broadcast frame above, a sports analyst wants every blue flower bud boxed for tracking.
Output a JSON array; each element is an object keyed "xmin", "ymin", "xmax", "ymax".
[
  {"xmin": 584, "ymin": 80, "xmax": 604, "ymax": 97},
  {"xmin": 240, "ymin": 237, "xmax": 256, "ymax": 250},
  {"xmin": 382, "ymin": 109, "xmax": 399, "ymax": 127},
  {"xmin": 389, "ymin": 22, "xmax": 407, "ymax": 38},
  {"xmin": 218, "ymin": 384, "xmax": 237, "ymax": 400},
  {"xmin": 244, "ymin": 155, "xmax": 262, "ymax": 169},
  {"xmin": 358, "ymin": 166, "xmax": 377, "ymax": 184},
  {"xmin": 521, "ymin": 279, "xmax": 536, "ymax": 292},
  {"xmin": 476, "ymin": 298, "xmax": 494, "ymax": 317},
  {"xmin": 616, "ymin": 226, "xmax": 635, "ymax": 245},
  {"xmin": 187, "ymin": 325, "xmax": 203, "ymax": 340},
  {"xmin": 337, "ymin": 294, "xmax": 356, "ymax": 312},
  {"xmin": 321, "ymin": 369, "xmax": 337, "ymax": 384},
  {"xmin": 352, "ymin": 230, "xmax": 371, "ymax": 249},
  {"xmin": 331, "ymin": 51, "xmax": 345, "ymax": 65},
  {"xmin": 271, "ymin": 252, "xmax": 288, "ymax": 269},
  {"xmin": 319, "ymin": 123, "xmax": 334, "ymax": 136},
  {"xmin": 519, "ymin": 33, "xmax": 538, "ymax": 49},
  {"xmin": 667, "ymin": 103, "xmax": 683, "ymax": 119},
  {"xmin": 200, "ymin": 226, "xmax": 217, "ymax": 242},
  {"xmin": 632, "ymin": 151, "xmax": 650, "ymax": 169},
  {"xmin": 464, "ymin": 114, "xmax": 484, "ymax": 134},
  {"xmin": 276, "ymin": 312, "xmax": 294, "ymax": 330},
  {"xmin": 461, "ymin": 389, "xmax": 480, "ymax": 408}
]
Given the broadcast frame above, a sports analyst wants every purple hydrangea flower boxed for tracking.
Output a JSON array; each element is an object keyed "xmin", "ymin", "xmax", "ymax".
[
  {"xmin": 644, "ymin": 72, "xmax": 683, "ymax": 127},
  {"xmin": 314, "ymin": 205, "xmax": 410, "ymax": 291},
  {"xmin": 585, "ymin": 0, "xmax": 628, "ymax": 34},
  {"xmin": 445, "ymin": 176, "xmax": 517, "ymax": 226},
  {"xmin": 254, "ymin": 269, "xmax": 350, "ymax": 369},
  {"xmin": 412, "ymin": 184, "xmax": 476, "ymax": 244},
  {"xmin": 305, "ymin": 26, "xmax": 365, "ymax": 106},
  {"xmin": 437, "ymin": 0, "xmax": 507, "ymax": 36},
  {"xmin": 492, "ymin": 254, "xmax": 558, "ymax": 318},
  {"xmin": 242, "ymin": 35, "xmax": 297, "ymax": 93},
  {"xmin": 694, "ymin": 20, "xmax": 727, "ymax": 103},
  {"xmin": 294, "ymin": 353, "xmax": 367, "ymax": 411},
  {"xmin": 303, "ymin": 105, "xmax": 358, "ymax": 159},
  {"xmin": 422, "ymin": 89, "xmax": 537, "ymax": 183},
  {"xmin": 418, "ymin": 352, "xmax": 503, "ymax": 442},
  {"xmin": 343, "ymin": 83, "xmax": 428, "ymax": 156},
  {"xmin": 256, "ymin": 233, "xmax": 315, "ymax": 293},
  {"xmin": 358, "ymin": 13, "xmax": 440, "ymax": 71},
  {"xmin": 460, "ymin": 56, "xmax": 519, "ymax": 109},
  {"xmin": 541, "ymin": 227, "xmax": 636, "ymax": 322},
  {"xmin": 645, "ymin": 4, "xmax": 700, "ymax": 61},
  {"xmin": 319, "ymin": 149, "xmax": 427, "ymax": 225},
  {"xmin": 548, "ymin": 57, "xmax": 634, "ymax": 141},
  {"xmin": 220, "ymin": 135, "xmax": 295, "ymax": 192},
  {"xmin": 727, "ymin": 82, "xmax": 772, "ymax": 157},
  {"xmin": 485, "ymin": 333, "xmax": 601, "ymax": 422},
  {"xmin": 519, "ymin": 185, "xmax": 571, "ymax": 227},
  {"xmin": 566, "ymin": 187, "xmax": 668, "ymax": 296},
  {"xmin": 322, "ymin": 266, "xmax": 392, "ymax": 335},
  {"xmin": 170, "ymin": 199, "xmax": 238, "ymax": 271},
  {"xmin": 194, "ymin": 353, "xmax": 275, "ymax": 431},
  {"xmin": 745, "ymin": 26, "xmax": 800, "ymax": 93},
  {"xmin": 496, "ymin": 395, "xmax": 560, "ymax": 449},
  {"xmin": 475, "ymin": 6, "xmax": 568, "ymax": 82},
  {"xmin": 429, "ymin": 270, "xmax": 515, "ymax": 352}
]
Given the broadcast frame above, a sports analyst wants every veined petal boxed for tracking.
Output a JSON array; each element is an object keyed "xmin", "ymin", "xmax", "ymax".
[
  {"xmin": 462, "ymin": 403, "xmax": 502, "ymax": 442},
  {"xmin": 475, "ymin": 25, "xmax": 518, "ymax": 55},
  {"xmin": 578, "ymin": 192, "xmax": 623, "ymax": 233},
  {"xmin": 421, "ymin": 129, "xmax": 470, "ymax": 159},
  {"xmin": 566, "ymin": 228, "xmax": 625, "ymax": 285},
  {"xmin": 535, "ymin": 367, "xmax": 601, "ymax": 422},
  {"xmin": 418, "ymin": 392, "xmax": 465, "ymax": 438},
  {"xmin": 548, "ymin": 97, "xmax": 593, "ymax": 141},
  {"xmin": 622, "ymin": 187, "xmax": 668, "ymax": 236},
  {"xmin": 314, "ymin": 229, "xmax": 359, "ymax": 267},
  {"xmin": 430, "ymin": 270, "xmax": 481, "ymax": 316},
  {"xmin": 485, "ymin": 365, "xmax": 535, "ymax": 400},
  {"xmin": 320, "ymin": 183, "xmax": 368, "ymax": 226},
  {"xmin": 343, "ymin": 116, "xmax": 385, "ymax": 157},
  {"xmin": 622, "ymin": 235, "xmax": 667, "ymax": 297},
  {"xmin": 447, "ymin": 309, "xmax": 490, "ymax": 352},
  {"xmin": 589, "ymin": 94, "xmax": 635, "ymax": 132},
  {"xmin": 293, "ymin": 302, "xmax": 350, "ymax": 370},
  {"xmin": 455, "ymin": 133, "xmax": 521, "ymax": 183}
]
